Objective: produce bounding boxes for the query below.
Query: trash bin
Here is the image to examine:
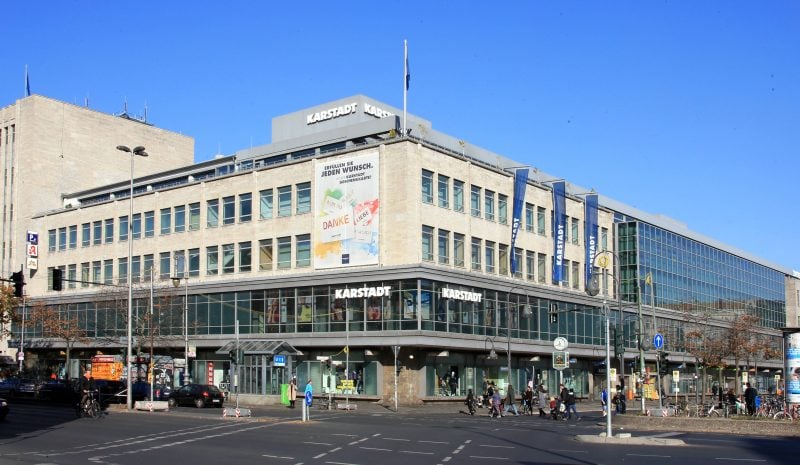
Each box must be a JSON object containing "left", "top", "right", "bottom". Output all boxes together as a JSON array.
[{"left": 280, "top": 383, "right": 289, "bottom": 405}]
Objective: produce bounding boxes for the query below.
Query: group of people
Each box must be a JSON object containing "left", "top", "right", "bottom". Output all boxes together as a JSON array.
[{"left": 467, "top": 381, "right": 581, "bottom": 421}]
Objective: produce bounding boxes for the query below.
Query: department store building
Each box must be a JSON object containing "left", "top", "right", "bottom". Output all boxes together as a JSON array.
[{"left": 4, "top": 94, "right": 799, "bottom": 404}]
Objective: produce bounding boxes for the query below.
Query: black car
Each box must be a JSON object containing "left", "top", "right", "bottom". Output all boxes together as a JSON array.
[
  {"left": 0, "top": 398, "right": 8, "bottom": 421},
  {"left": 37, "top": 380, "right": 78, "bottom": 403},
  {"left": 168, "top": 384, "right": 224, "bottom": 408}
]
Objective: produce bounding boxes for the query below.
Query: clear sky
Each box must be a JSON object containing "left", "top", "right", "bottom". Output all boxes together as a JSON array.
[{"left": 4, "top": 1, "right": 798, "bottom": 271}]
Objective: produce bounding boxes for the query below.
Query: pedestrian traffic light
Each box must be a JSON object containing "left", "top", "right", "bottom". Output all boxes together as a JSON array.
[
  {"left": 52, "top": 268, "right": 63, "bottom": 291},
  {"left": 11, "top": 271, "right": 25, "bottom": 298}
]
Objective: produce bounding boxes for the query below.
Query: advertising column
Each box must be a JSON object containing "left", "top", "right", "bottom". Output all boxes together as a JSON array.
[{"left": 784, "top": 329, "right": 800, "bottom": 404}]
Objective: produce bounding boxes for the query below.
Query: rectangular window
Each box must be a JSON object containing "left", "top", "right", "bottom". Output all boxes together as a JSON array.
[
  {"left": 119, "top": 216, "right": 129, "bottom": 242},
  {"left": 189, "top": 203, "right": 200, "bottom": 231},
  {"left": 453, "top": 179, "right": 465, "bottom": 212},
  {"left": 81, "top": 262, "right": 90, "bottom": 288},
  {"left": 58, "top": 227, "right": 67, "bottom": 251},
  {"left": 296, "top": 182, "right": 311, "bottom": 214},
  {"left": 485, "top": 241, "right": 496, "bottom": 273},
  {"left": 498, "top": 244, "right": 508, "bottom": 275},
  {"left": 173, "top": 250, "right": 185, "bottom": 278},
  {"left": 103, "top": 260, "right": 113, "bottom": 285},
  {"left": 563, "top": 259, "right": 571, "bottom": 288},
  {"left": 296, "top": 234, "right": 311, "bottom": 267},
  {"left": 525, "top": 250, "right": 535, "bottom": 281},
  {"left": 68, "top": 225, "right": 77, "bottom": 249},
  {"left": 222, "top": 196, "right": 235, "bottom": 225},
  {"left": 104, "top": 219, "right": 113, "bottom": 244},
  {"left": 259, "top": 189, "right": 273, "bottom": 220},
  {"left": 239, "top": 193, "right": 252, "bottom": 222},
  {"left": 118, "top": 258, "right": 128, "bottom": 285},
  {"left": 188, "top": 249, "right": 200, "bottom": 277},
  {"left": 67, "top": 264, "right": 77, "bottom": 289},
  {"left": 160, "top": 208, "right": 171, "bottom": 235},
  {"left": 470, "top": 186, "right": 481, "bottom": 217},
  {"left": 277, "top": 236, "right": 292, "bottom": 269},
  {"left": 601, "top": 227, "right": 608, "bottom": 251},
  {"left": 572, "top": 261, "right": 580, "bottom": 289},
  {"left": 48, "top": 229, "right": 57, "bottom": 252},
  {"left": 571, "top": 217, "right": 579, "bottom": 245},
  {"left": 222, "top": 243, "right": 235, "bottom": 273},
  {"left": 511, "top": 247, "right": 523, "bottom": 277},
  {"left": 131, "top": 255, "right": 141, "bottom": 283},
  {"left": 438, "top": 229, "right": 450, "bottom": 264},
  {"left": 239, "top": 241, "right": 252, "bottom": 272},
  {"left": 132, "top": 213, "right": 142, "bottom": 239},
  {"left": 206, "top": 246, "right": 218, "bottom": 275},
  {"left": 93, "top": 221, "right": 102, "bottom": 245},
  {"left": 437, "top": 174, "right": 449, "bottom": 208},
  {"left": 92, "top": 261, "right": 102, "bottom": 286},
  {"left": 537, "top": 207, "right": 546, "bottom": 235},
  {"left": 537, "top": 253, "right": 547, "bottom": 284},
  {"left": 143, "top": 254, "right": 154, "bottom": 280},
  {"left": 174, "top": 205, "right": 186, "bottom": 233},
  {"left": 421, "top": 169, "right": 434, "bottom": 204},
  {"left": 144, "top": 211, "right": 155, "bottom": 237},
  {"left": 81, "top": 223, "right": 91, "bottom": 247},
  {"left": 259, "top": 239, "right": 273, "bottom": 271},
  {"left": 207, "top": 199, "right": 219, "bottom": 228},
  {"left": 454, "top": 233, "right": 465, "bottom": 268},
  {"left": 421, "top": 225, "right": 434, "bottom": 261},
  {"left": 525, "top": 203, "right": 534, "bottom": 232},
  {"left": 159, "top": 252, "right": 171, "bottom": 280},
  {"left": 498, "top": 194, "right": 508, "bottom": 225},
  {"left": 471, "top": 237, "right": 482, "bottom": 271},
  {"left": 278, "top": 186, "right": 292, "bottom": 217},
  {"left": 484, "top": 190, "right": 495, "bottom": 221}
]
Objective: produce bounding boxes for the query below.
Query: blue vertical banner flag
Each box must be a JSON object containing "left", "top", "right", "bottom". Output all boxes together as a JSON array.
[
  {"left": 509, "top": 168, "right": 529, "bottom": 275},
  {"left": 25, "top": 65, "right": 31, "bottom": 97},
  {"left": 405, "top": 42, "right": 410, "bottom": 91},
  {"left": 552, "top": 181, "right": 566, "bottom": 284},
  {"left": 584, "top": 194, "right": 599, "bottom": 288}
]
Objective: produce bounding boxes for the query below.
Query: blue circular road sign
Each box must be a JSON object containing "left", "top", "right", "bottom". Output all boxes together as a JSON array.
[{"left": 653, "top": 333, "right": 664, "bottom": 350}]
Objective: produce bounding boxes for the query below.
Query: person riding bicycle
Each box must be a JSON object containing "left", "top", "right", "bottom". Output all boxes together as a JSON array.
[{"left": 78, "top": 371, "right": 97, "bottom": 412}]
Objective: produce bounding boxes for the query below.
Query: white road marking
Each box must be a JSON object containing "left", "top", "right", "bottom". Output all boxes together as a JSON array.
[
  {"left": 627, "top": 453, "right": 672, "bottom": 458},
  {"left": 399, "top": 450, "right": 434, "bottom": 455},
  {"left": 382, "top": 437, "right": 411, "bottom": 441},
  {"left": 714, "top": 459, "right": 766, "bottom": 463},
  {"left": 303, "top": 442, "right": 332, "bottom": 446},
  {"left": 359, "top": 447, "right": 392, "bottom": 452},
  {"left": 479, "top": 444, "right": 515, "bottom": 449},
  {"left": 468, "top": 456, "right": 509, "bottom": 461}
]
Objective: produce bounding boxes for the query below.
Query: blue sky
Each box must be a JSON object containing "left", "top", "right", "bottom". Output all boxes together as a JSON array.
[{"left": 4, "top": 1, "right": 799, "bottom": 271}]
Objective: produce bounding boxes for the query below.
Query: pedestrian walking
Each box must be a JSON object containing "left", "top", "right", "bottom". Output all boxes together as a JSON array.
[
  {"left": 504, "top": 384, "right": 519, "bottom": 416},
  {"left": 565, "top": 388, "right": 580, "bottom": 420},
  {"left": 537, "top": 384, "right": 548, "bottom": 417}
]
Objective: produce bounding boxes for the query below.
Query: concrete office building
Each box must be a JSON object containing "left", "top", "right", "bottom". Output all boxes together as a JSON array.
[{"left": 6, "top": 94, "right": 799, "bottom": 405}]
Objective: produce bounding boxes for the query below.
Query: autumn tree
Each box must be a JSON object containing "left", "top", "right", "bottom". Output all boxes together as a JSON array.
[
  {"left": 724, "top": 312, "right": 762, "bottom": 395},
  {"left": 0, "top": 285, "right": 20, "bottom": 340},
  {"left": 28, "top": 302, "right": 89, "bottom": 379}
]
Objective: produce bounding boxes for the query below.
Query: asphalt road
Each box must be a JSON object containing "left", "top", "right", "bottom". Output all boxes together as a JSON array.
[{"left": 0, "top": 401, "right": 795, "bottom": 465}]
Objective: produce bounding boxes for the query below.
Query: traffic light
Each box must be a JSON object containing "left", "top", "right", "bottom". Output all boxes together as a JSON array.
[
  {"left": 11, "top": 271, "right": 25, "bottom": 297},
  {"left": 548, "top": 303, "right": 558, "bottom": 324},
  {"left": 658, "top": 352, "right": 669, "bottom": 376},
  {"left": 613, "top": 327, "right": 624, "bottom": 359},
  {"left": 52, "top": 268, "right": 63, "bottom": 291},
  {"left": 229, "top": 349, "right": 244, "bottom": 364}
]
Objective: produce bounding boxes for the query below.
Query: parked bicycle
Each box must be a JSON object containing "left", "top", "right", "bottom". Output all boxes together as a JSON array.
[{"left": 773, "top": 402, "right": 800, "bottom": 421}]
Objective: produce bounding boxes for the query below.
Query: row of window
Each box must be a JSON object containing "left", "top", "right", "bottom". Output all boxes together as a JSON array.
[
  {"left": 47, "top": 184, "right": 311, "bottom": 252},
  {"left": 421, "top": 169, "right": 594, "bottom": 245},
  {"left": 421, "top": 225, "right": 588, "bottom": 289},
  {"left": 49, "top": 235, "right": 311, "bottom": 289}
]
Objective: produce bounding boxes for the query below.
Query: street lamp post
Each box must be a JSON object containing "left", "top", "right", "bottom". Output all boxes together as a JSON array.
[
  {"left": 171, "top": 258, "right": 190, "bottom": 386},
  {"left": 116, "top": 144, "right": 148, "bottom": 411}
]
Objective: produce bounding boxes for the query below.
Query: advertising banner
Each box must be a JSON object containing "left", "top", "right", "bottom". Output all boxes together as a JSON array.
[
  {"left": 785, "top": 330, "right": 800, "bottom": 404},
  {"left": 584, "top": 194, "right": 598, "bottom": 288},
  {"left": 510, "top": 168, "right": 528, "bottom": 275},
  {"left": 552, "top": 181, "right": 566, "bottom": 283},
  {"left": 314, "top": 152, "right": 380, "bottom": 269}
]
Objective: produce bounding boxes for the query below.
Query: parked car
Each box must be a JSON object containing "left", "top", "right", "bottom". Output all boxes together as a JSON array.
[
  {"left": 0, "top": 378, "right": 38, "bottom": 398},
  {"left": 37, "top": 380, "right": 78, "bottom": 403},
  {"left": 0, "top": 397, "right": 8, "bottom": 421},
  {"left": 94, "top": 380, "right": 125, "bottom": 404},
  {"left": 168, "top": 384, "right": 224, "bottom": 408}
]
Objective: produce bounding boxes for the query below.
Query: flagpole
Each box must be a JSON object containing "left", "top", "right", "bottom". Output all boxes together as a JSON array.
[{"left": 403, "top": 39, "right": 408, "bottom": 137}]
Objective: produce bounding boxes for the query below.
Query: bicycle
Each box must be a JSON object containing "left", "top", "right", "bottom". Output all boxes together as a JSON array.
[
  {"left": 77, "top": 390, "right": 102, "bottom": 419},
  {"left": 773, "top": 403, "right": 800, "bottom": 421}
]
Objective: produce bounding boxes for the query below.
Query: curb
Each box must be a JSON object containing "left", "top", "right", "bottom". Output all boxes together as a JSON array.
[{"left": 576, "top": 434, "right": 686, "bottom": 446}]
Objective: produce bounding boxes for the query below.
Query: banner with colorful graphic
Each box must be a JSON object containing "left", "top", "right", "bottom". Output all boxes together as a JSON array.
[
  {"left": 510, "top": 168, "right": 529, "bottom": 275},
  {"left": 785, "top": 330, "right": 800, "bottom": 404},
  {"left": 314, "top": 152, "right": 380, "bottom": 269},
  {"left": 584, "top": 194, "right": 598, "bottom": 288},
  {"left": 552, "top": 181, "right": 566, "bottom": 284}
]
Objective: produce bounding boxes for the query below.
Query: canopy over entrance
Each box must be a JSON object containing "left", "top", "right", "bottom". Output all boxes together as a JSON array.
[{"left": 215, "top": 340, "right": 302, "bottom": 356}]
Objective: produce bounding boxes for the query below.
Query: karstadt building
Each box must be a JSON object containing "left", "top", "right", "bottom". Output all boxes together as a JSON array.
[{"left": 3, "top": 93, "right": 798, "bottom": 405}]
